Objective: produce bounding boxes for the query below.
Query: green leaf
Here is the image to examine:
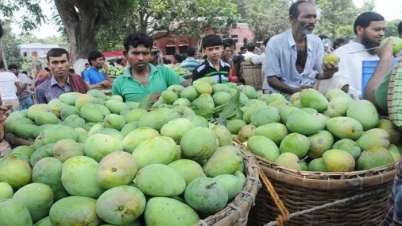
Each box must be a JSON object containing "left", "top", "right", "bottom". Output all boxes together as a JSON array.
[
  {"left": 218, "top": 89, "right": 240, "bottom": 123},
  {"left": 194, "top": 109, "right": 214, "bottom": 119},
  {"left": 138, "top": 93, "right": 153, "bottom": 110}
]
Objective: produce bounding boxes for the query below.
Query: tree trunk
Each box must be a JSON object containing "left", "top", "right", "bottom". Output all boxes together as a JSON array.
[{"left": 54, "top": 0, "right": 99, "bottom": 62}]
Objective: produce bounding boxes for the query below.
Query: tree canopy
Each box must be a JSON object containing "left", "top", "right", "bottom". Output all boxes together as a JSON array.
[{"left": 2, "top": 0, "right": 238, "bottom": 60}]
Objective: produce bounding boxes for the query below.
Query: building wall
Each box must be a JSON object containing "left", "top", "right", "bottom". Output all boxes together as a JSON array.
[{"left": 153, "top": 23, "right": 255, "bottom": 62}]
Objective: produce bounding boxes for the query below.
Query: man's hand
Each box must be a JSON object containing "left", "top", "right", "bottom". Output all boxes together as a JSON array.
[
  {"left": 0, "top": 104, "right": 12, "bottom": 122},
  {"left": 320, "top": 62, "right": 338, "bottom": 79},
  {"left": 100, "top": 80, "right": 111, "bottom": 87},
  {"left": 151, "top": 93, "right": 161, "bottom": 101},
  {"left": 376, "top": 37, "right": 394, "bottom": 59},
  {"left": 293, "top": 84, "right": 312, "bottom": 93},
  {"left": 102, "top": 63, "right": 108, "bottom": 72}
]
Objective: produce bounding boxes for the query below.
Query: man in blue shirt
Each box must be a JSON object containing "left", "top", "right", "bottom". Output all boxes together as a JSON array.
[
  {"left": 83, "top": 51, "right": 111, "bottom": 88},
  {"left": 180, "top": 47, "right": 201, "bottom": 72},
  {"left": 265, "top": 0, "right": 337, "bottom": 97}
]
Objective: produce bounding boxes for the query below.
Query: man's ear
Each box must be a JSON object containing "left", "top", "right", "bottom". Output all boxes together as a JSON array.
[
  {"left": 356, "top": 26, "right": 364, "bottom": 35},
  {"left": 288, "top": 15, "right": 294, "bottom": 23},
  {"left": 123, "top": 50, "right": 128, "bottom": 59}
]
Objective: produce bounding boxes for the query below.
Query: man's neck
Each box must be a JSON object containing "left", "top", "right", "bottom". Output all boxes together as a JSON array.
[
  {"left": 55, "top": 74, "right": 68, "bottom": 86},
  {"left": 292, "top": 30, "right": 307, "bottom": 43},
  {"left": 355, "top": 37, "right": 363, "bottom": 45},
  {"left": 208, "top": 58, "right": 220, "bottom": 71},
  {"left": 208, "top": 58, "right": 219, "bottom": 65},
  {"left": 131, "top": 65, "right": 150, "bottom": 78}
]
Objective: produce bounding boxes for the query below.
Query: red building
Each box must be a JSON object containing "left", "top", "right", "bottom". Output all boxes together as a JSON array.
[{"left": 152, "top": 23, "right": 255, "bottom": 62}]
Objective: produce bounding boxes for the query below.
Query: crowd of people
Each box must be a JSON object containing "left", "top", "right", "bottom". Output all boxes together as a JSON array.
[{"left": 1, "top": 1, "right": 402, "bottom": 223}]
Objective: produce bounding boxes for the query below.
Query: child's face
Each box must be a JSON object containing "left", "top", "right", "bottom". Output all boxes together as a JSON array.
[{"left": 203, "top": 45, "right": 223, "bottom": 61}]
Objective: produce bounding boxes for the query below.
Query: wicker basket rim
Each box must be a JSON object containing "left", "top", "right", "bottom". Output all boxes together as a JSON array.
[
  {"left": 256, "top": 155, "right": 397, "bottom": 190},
  {"left": 195, "top": 141, "right": 260, "bottom": 226}
]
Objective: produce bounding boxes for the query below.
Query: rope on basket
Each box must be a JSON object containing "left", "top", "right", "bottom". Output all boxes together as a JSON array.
[
  {"left": 263, "top": 185, "right": 392, "bottom": 226},
  {"left": 233, "top": 138, "right": 290, "bottom": 226}
]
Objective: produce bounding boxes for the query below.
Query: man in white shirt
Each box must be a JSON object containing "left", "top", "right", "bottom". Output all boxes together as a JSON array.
[
  {"left": 0, "top": 61, "right": 22, "bottom": 111},
  {"left": 242, "top": 43, "right": 257, "bottom": 61},
  {"left": 318, "top": 12, "right": 386, "bottom": 98},
  {"left": 8, "top": 64, "right": 32, "bottom": 110},
  {"left": 252, "top": 37, "right": 271, "bottom": 93}
]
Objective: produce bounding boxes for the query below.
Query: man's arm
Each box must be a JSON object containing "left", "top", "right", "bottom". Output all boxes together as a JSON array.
[
  {"left": 180, "top": 81, "right": 191, "bottom": 87},
  {"left": 85, "top": 80, "right": 111, "bottom": 89},
  {"left": 365, "top": 38, "right": 394, "bottom": 107},
  {"left": 84, "top": 70, "right": 111, "bottom": 89},
  {"left": 268, "top": 76, "right": 311, "bottom": 94},
  {"left": 102, "top": 64, "right": 109, "bottom": 79},
  {"left": 14, "top": 82, "right": 23, "bottom": 103}
]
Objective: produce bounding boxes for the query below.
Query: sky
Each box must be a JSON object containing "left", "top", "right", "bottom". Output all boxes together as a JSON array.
[{"left": 10, "top": 0, "right": 402, "bottom": 39}]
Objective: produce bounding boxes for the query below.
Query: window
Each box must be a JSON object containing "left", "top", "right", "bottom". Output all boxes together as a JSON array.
[
  {"left": 222, "top": 34, "right": 229, "bottom": 39},
  {"left": 166, "top": 45, "right": 176, "bottom": 55},
  {"left": 230, "top": 35, "right": 238, "bottom": 43},
  {"left": 179, "top": 45, "right": 188, "bottom": 54},
  {"left": 165, "top": 40, "right": 176, "bottom": 55}
]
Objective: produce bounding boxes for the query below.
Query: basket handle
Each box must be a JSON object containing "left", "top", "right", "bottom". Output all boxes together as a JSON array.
[{"left": 234, "top": 138, "right": 290, "bottom": 225}]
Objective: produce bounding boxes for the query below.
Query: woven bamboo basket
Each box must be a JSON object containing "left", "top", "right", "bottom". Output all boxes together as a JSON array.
[
  {"left": 194, "top": 141, "right": 260, "bottom": 226},
  {"left": 247, "top": 154, "right": 397, "bottom": 226},
  {"left": 240, "top": 62, "right": 262, "bottom": 91}
]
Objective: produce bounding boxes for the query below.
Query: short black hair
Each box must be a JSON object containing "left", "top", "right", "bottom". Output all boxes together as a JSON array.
[
  {"left": 44, "top": 67, "right": 50, "bottom": 72},
  {"left": 222, "top": 41, "right": 230, "bottom": 49},
  {"left": 398, "top": 21, "right": 402, "bottom": 35},
  {"left": 0, "top": 24, "right": 3, "bottom": 39},
  {"left": 240, "top": 46, "right": 247, "bottom": 51},
  {"left": 68, "top": 68, "right": 75, "bottom": 73},
  {"left": 225, "top": 38, "right": 236, "bottom": 47},
  {"left": 333, "top": 38, "right": 346, "bottom": 48},
  {"left": 22, "top": 71, "right": 27, "bottom": 75},
  {"left": 353, "top": 12, "right": 384, "bottom": 34},
  {"left": 186, "top": 47, "right": 196, "bottom": 57},
  {"left": 87, "top": 51, "right": 104, "bottom": 66},
  {"left": 202, "top": 34, "right": 223, "bottom": 49},
  {"left": 247, "top": 43, "right": 255, "bottom": 52},
  {"left": 85, "top": 63, "right": 89, "bottom": 66},
  {"left": 289, "top": 0, "right": 309, "bottom": 18},
  {"left": 7, "top": 64, "right": 18, "bottom": 70},
  {"left": 46, "top": 48, "right": 70, "bottom": 62},
  {"left": 173, "top": 53, "right": 183, "bottom": 63},
  {"left": 123, "top": 32, "right": 153, "bottom": 52},
  {"left": 263, "top": 37, "right": 270, "bottom": 46},
  {"left": 318, "top": 35, "right": 329, "bottom": 40}
]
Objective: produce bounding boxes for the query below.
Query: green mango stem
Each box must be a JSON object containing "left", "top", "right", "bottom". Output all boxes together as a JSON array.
[
  {"left": 348, "top": 43, "right": 396, "bottom": 54},
  {"left": 348, "top": 47, "right": 378, "bottom": 54},
  {"left": 205, "top": 182, "right": 216, "bottom": 189}
]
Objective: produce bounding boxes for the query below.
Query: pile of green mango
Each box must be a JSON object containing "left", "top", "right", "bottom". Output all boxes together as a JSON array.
[
  {"left": 0, "top": 88, "right": 248, "bottom": 226},
  {"left": 170, "top": 66, "right": 191, "bottom": 76},
  {"left": 151, "top": 78, "right": 400, "bottom": 173},
  {"left": 105, "top": 65, "right": 126, "bottom": 77},
  {"left": 242, "top": 89, "right": 399, "bottom": 173}
]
